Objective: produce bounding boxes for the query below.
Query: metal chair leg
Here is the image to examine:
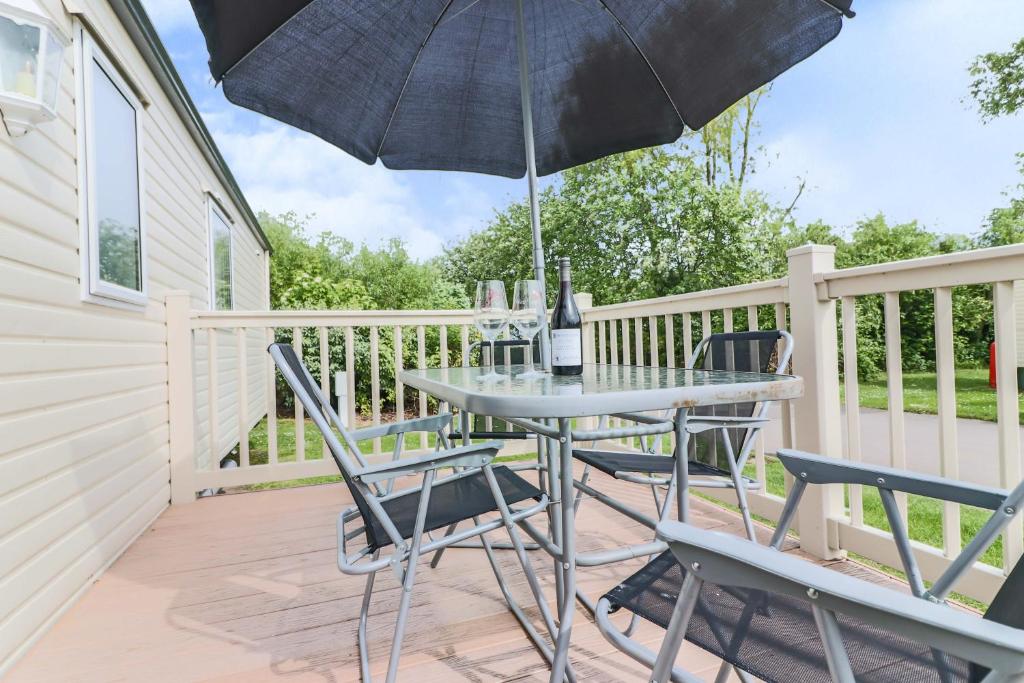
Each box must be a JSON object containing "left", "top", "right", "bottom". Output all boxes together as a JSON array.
[
  {"left": 428, "top": 521, "right": 458, "bottom": 568},
  {"left": 722, "top": 433, "right": 756, "bottom": 541},
  {"left": 383, "top": 471, "right": 435, "bottom": 683},
  {"left": 651, "top": 572, "right": 703, "bottom": 683},
  {"left": 358, "top": 551, "right": 380, "bottom": 683},
  {"left": 674, "top": 408, "right": 690, "bottom": 522},
  {"left": 573, "top": 464, "right": 591, "bottom": 514},
  {"left": 482, "top": 468, "right": 562, "bottom": 644},
  {"left": 474, "top": 514, "right": 577, "bottom": 683}
]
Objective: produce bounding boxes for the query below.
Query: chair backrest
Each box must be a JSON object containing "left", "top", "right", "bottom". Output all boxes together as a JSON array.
[
  {"left": 474, "top": 338, "right": 539, "bottom": 368},
  {"left": 268, "top": 343, "right": 381, "bottom": 542},
  {"left": 971, "top": 555, "right": 1024, "bottom": 681},
  {"left": 692, "top": 329, "right": 790, "bottom": 375},
  {"left": 463, "top": 339, "right": 539, "bottom": 439},
  {"left": 689, "top": 330, "right": 792, "bottom": 465}
]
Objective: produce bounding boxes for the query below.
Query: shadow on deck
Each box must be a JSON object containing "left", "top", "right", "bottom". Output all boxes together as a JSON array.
[{"left": 9, "top": 467, "right": 909, "bottom": 682}]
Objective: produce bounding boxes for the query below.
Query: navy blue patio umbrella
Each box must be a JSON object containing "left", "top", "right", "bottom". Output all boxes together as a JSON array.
[{"left": 189, "top": 0, "right": 854, "bottom": 362}]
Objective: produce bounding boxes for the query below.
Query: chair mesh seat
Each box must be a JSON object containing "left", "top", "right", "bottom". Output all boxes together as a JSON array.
[
  {"left": 366, "top": 466, "right": 542, "bottom": 551},
  {"left": 603, "top": 552, "right": 976, "bottom": 683},
  {"left": 573, "top": 450, "right": 753, "bottom": 483}
]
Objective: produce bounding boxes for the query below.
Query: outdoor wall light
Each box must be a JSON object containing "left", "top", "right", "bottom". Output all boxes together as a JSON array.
[{"left": 0, "top": 0, "right": 68, "bottom": 137}]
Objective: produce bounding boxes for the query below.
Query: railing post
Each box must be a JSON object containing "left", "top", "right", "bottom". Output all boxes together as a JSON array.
[
  {"left": 166, "top": 291, "right": 196, "bottom": 505},
  {"left": 786, "top": 245, "right": 844, "bottom": 559},
  {"left": 577, "top": 293, "right": 596, "bottom": 431},
  {"left": 576, "top": 292, "right": 595, "bottom": 364}
]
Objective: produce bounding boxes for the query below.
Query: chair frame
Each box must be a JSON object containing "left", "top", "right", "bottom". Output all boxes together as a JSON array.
[
  {"left": 601, "top": 521, "right": 1024, "bottom": 683},
  {"left": 269, "top": 344, "right": 569, "bottom": 683},
  {"left": 595, "top": 449, "right": 1024, "bottom": 683},
  {"left": 573, "top": 330, "right": 794, "bottom": 542},
  {"left": 772, "top": 449, "right": 1024, "bottom": 603}
]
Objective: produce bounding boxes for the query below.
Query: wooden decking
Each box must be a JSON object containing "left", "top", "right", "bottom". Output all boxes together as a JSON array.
[{"left": 9, "top": 466, "right": 907, "bottom": 683}]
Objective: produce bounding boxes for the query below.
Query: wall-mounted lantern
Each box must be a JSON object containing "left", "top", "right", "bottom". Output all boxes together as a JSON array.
[{"left": 0, "top": 0, "right": 68, "bottom": 136}]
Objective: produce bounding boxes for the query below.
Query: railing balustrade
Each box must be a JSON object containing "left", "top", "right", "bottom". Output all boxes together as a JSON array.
[{"left": 165, "top": 242, "right": 1024, "bottom": 603}]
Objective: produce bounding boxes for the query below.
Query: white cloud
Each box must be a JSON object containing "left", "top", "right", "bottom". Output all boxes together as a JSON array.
[
  {"left": 139, "top": 0, "right": 198, "bottom": 34},
  {"left": 438, "top": 178, "right": 499, "bottom": 240},
  {"left": 210, "top": 118, "right": 450, "bottom": 257}
]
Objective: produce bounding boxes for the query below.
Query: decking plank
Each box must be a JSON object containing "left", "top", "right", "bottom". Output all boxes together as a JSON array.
[{"left": 9, "top": 465, "right": 908, "bottom": 682}]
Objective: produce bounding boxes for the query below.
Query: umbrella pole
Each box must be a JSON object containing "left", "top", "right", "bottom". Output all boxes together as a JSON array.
[{"left": 515, "top": 0, "right": 551, "bottom": 371}]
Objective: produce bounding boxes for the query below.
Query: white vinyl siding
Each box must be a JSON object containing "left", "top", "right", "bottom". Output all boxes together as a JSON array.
[
  {"left": 0, "top": 0, "right": 269, "bottom": 674},
  {"left": 78, "top": 30, "right": 147, "bottom": 307}
]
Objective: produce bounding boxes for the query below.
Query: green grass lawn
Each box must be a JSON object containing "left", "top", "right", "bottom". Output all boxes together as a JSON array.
[
  {"left": 240, "top": 416, "right": 533, "bottom": 491},
  {"left": 746, "top": 455, "right": 1007, "bottom": 569},
  {"left": 845, "top": 367, "right": 1022, "bottom": 424},
  {"left": 240, "top": 416, "right": 438, "bottom": 490}
]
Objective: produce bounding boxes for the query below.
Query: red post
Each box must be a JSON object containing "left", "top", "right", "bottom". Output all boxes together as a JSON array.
[{"left": 989, "top": 341, "right": 997, "bottom": 389}]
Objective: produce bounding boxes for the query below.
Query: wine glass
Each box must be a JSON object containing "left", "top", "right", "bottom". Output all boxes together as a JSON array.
[
  {"left": 511, "top": 280, "right": 547, "bottom": 378},
  {"left": 474, "top": 280, "right": 509, "bottom": 381}
]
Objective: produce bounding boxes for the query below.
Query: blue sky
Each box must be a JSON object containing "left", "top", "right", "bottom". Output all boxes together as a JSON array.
[{"left": 142, "top": 0, "right": 1024, "bottom": 259}]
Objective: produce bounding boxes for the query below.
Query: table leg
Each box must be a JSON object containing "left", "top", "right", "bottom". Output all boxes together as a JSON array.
[
  {"left": 549, "top": 417, "right": 576, "bottom": 683},
  {"left": 462, "top": 409, "right": 471, "bottom": 447},
  {"left": 546, "top": 424, "right": 565, "bottom": 609},
  {"left": 674, "top": 407, "right": 690, "bottom": 522}
]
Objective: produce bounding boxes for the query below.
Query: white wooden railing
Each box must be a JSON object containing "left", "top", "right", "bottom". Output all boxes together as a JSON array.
[
  {"left": 169, "top": 307, "right": 483, "bottom": 492},
  {"left": 165, "top": 242, "right": 1024, "bottom": 603}
]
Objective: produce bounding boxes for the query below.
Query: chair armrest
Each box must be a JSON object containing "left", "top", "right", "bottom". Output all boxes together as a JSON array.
[
  {"left": 350, "top": 440, "right": 502, "bottom": 484},
  {"left": 776, "top": 449, "right": 1009, "bottom": 510},
  {"left": 655, "top": 521, "right": 1024, "bottom": 676},
  {"left": 349, "top": 413, "right": 454, "bottom": 442},
  {"left": 685, "top": 415, "right": 772, "bottom": 434}
]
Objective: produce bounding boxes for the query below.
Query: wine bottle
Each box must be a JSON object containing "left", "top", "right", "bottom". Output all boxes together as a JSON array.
[{"left": 550, "top": 257, "right": 583, "bottom": 376}]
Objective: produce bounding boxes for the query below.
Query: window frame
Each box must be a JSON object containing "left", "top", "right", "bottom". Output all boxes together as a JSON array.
[
  {"left": 207, "top": 194, "right": 235, "bottom": 311},
  {"left": 76, "top": 25, "right": 148, "bottom": 308}
]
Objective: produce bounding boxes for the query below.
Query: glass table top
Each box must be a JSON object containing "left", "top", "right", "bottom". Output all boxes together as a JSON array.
[{"left": 399, "top": 364, "right": 803, "bottom": 419}]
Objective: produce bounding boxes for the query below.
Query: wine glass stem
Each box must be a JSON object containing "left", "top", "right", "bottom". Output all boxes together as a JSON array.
[
  {"left": 490, "top": 340, "right": 497, "bottom": 375},
  {"left": 526, "top": 336, "right": 535, "bottom": 374}
]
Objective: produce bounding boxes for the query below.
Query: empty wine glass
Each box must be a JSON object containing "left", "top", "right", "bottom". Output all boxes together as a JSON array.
[
  {"left": 511, "top": 279, "right": 547, "bottom": 378},
  {"left": 474, "top": 280, "right": 509, "bottom": 381}
]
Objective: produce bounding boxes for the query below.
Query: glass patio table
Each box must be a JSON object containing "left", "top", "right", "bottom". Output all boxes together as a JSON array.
[{"left": 400, "top": 363, "right": 804, "bottom": 683}]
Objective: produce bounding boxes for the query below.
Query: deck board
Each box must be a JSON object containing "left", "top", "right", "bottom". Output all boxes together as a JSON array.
[{"left": 10, "top": 465, "right": 909, "bottom": 682}]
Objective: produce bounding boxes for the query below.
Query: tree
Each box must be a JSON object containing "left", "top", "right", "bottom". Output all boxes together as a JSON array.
[
  {"left": 441, "top": 145, "right": 790, "bottom": 307},
  {"left": 261, "top": 211, "right": 361, "bottom": 310},
  {"left": 977, "top": 196, "right": 1024, "bottom": 249},
  {"left": 969, "top": 36, "right": 1024, "bottom": 250},
  {"left": 262, "top": 213, "right": 468, "bottom": 415},
  {"left": 776, "top": 216, "right": 990, "bottom": 379},
  {"left": 683, "top": 90, "right": 766, "bottom": 189},
  {"left": 969, "top": 37, "right": 1024, "bottom": 121}
]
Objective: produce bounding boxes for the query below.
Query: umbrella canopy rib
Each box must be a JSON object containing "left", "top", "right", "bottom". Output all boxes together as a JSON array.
[
  {"left": 592, "top": 0, "right": 684, "bottom": 130},
  {"left": 375, "top": 0, "right": 457, "bottom": 158}
]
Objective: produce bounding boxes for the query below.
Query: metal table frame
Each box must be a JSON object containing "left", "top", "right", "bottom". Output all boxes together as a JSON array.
[{"left": 400, "top": 363, "right": 803, "bottom": 683}]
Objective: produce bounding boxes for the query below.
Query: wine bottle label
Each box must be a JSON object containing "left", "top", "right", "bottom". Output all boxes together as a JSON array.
[{"left": 551, "top": 329, "right": 582, "bottom": 366}]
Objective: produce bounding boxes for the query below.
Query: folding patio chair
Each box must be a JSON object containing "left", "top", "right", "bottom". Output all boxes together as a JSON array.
[
  {"left": 573, "top": 330, "right": 794, "bottom": 540},
  {"left": 268, "top": 343, "right": 564, "bottom": 683},
  {"left": 594, "top": 449, "right": 1024, "bottom": 683},
  {"left": 599, "top": 522, "right": 1024, "bottom": 683}
]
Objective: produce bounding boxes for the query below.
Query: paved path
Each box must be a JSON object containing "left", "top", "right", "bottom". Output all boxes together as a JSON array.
[{"left": 763, "top": 405, "right": 1024, "bottom": 489}]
